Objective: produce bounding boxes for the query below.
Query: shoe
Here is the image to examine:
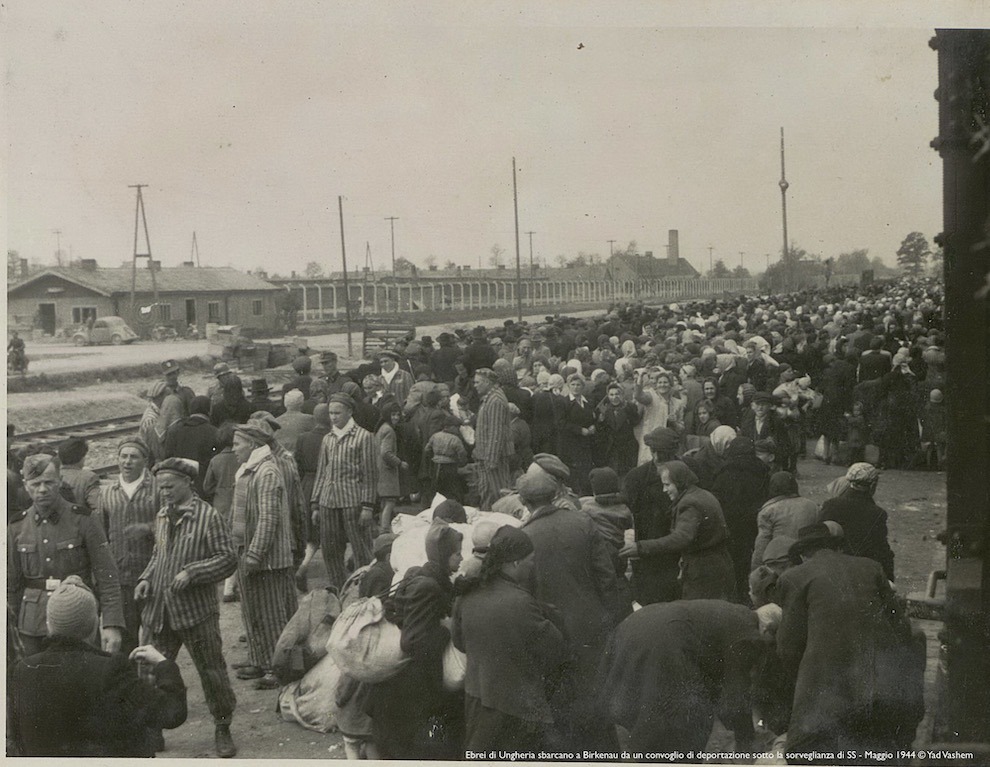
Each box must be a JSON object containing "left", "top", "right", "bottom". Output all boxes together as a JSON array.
[
  {"left": 235, "top": 665, "right": 264, "bottom": 680},
  {"left": 222, "top": 593, "right": 239, "bottom": 603},
  {"left": 253, "top": 672, "right": 280, "bottom": 690},
  {"left": 215, "top": 723, "right": 237, "bottom": 759}
]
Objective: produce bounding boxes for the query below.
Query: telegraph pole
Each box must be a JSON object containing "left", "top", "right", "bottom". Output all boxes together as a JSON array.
[
  {"left": 739, "top": 251, "right": 745, "bottom": 270},
  {"left": 384, "top": 216, "right": 399, "bottom": 275},
  {"left": 52, "top": 229, "right": 63, "bottom": 267},
  {"left": 608, "top": 239, "right": 616, "bottom": 257},
  {"left": 779, "top": 127, "right": 790, "bottom": 264},
  {"left": 708, "top": 245, "right": 714, "bottom": 275},
  {"left": 128, "top": 184, "right": 157, "bottom": 321},
  {"left": 526, "top": 231, "right": 536, "bottom": 306},
  {"left": 512, "top": 157, "right": 523, "bottom": 322},
  {"left": 339, "top": 196, "right": 353, "bottom": 357},
  {"left": 191, "top": 231, "right": 200, "bottom": 267}
]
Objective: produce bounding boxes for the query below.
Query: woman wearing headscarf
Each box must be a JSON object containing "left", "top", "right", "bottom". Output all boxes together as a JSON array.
[
  {"left": 716, "top": 354, "right": 747, "bottom": 414},
  {"left": 374, "top": 402, "right": 408, "bottom": 532},
  {"left": 682, "top": 424, "right": 735, "bottom": 491},
  {"left": 366, "top": 520, "right": 465, "bottom": 759},
  {"left": 875, "top": 350, "right": 922, "bottom": 470},
  {"left": 599, "top": 599, "right": 775, "bottom": 754},
  {"left": 557, "top": 373, "right": 597, "bottom": 495},
  {"left": 619, "top": 461, "right": 734, "bottom": 600},
  {"left": 452, "top": 525, "right": 564, "bottom": 751},
  {"left": 209, "top": 374, "right": 253, "bottom": 429},
  {"left": 820, "top": 463, "right": 895, "bottom": 582},
  {"left": 711, "top": 436, "right": 771, "bottom": 602},
  {"left": 750, "top": 471, "right": 822, "bottom": 569}
]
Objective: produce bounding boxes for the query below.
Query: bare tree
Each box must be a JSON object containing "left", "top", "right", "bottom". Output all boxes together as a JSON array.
[{"left": 489, "top": 243, "right": 505, "bottom": 268}]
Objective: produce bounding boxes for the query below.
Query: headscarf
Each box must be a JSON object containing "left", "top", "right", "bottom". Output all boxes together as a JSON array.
[
  {"left": 659, "top": 460, "right": 699, "bottom": 493},
  {"left": 710, "top": 425, "right": 737, "bottom": 457},
  {"left": 846, "top": 462, "right": 880, "bottom": 490},
  {"left": 424, "top": 520, "right": 463, "bottom": 575},
  {"left": 767, "top": 471, "right": 799, "bottom": 499},
  {"left": 484, "top": 525, "right": 534, "bottom": 570},
  {"left": 547, "top": 373, "right": 565, "bottom": 393}
]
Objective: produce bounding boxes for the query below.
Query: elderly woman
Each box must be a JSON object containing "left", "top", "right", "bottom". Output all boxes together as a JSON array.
[
  {"left": 751, "top": 471, "right": 822, "bottom": 569},
  {"left": 558, "top": 373, "right": 597, "bottom": 496},
  {"left": 619, "top": 461, "right": 734, "bottom": 601},
  {"left": 683, "top": 423, "right": 736, "bottom": 491},
  {"left": 821, "top": 463, "right": 895, "bottom": 582},
  {"left": 600, "top": 600, "right": 774, "bottom": 754}
]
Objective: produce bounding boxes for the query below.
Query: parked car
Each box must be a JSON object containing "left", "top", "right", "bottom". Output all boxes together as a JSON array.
[{"left": 71, "top": 316, "right": 139, "bottom": 346}]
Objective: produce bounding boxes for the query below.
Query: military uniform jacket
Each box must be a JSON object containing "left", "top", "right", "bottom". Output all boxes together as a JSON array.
[{"left": 7, "top": 496, "right": 125, "bottom": 637}]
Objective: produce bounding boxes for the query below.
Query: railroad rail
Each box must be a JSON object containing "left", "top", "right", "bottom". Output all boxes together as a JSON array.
[{"left": 11, "top": 414, "right": 143, "bottom": 450}]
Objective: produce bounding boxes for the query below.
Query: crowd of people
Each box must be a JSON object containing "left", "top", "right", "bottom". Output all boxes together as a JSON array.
[{"left": 6, "top": 277, "right": 942, "bottom": 762}]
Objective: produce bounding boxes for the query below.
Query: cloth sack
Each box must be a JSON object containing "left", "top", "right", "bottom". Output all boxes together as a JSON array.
[
  {"left": 277, "top": 652, "right": 342, "bottom": 733},
  {"left": 442, "top": 639, "right": 467, "bottom": 692},
  {"left": 814, "top": 435, "right": 827, "bottom": 461},
  {"left": 327, "top": 596, "right": 409, "bottom": 683},
  {"left": 272, "top": 588, "right": 342, "bottom": 683}
]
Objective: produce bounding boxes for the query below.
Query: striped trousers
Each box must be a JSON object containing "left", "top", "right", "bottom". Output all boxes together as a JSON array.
[
  {"left": 152, "top": 611, "right": 236, "bottom": 722},
  {"left": 475, "top": 458, "right": 513, "bottom": 511},
  {"left": 319, "top": 506, "right": 374, "bottom": 592},
  {"left": 239, "top": 566, "right": 297, "bottom": 671}
]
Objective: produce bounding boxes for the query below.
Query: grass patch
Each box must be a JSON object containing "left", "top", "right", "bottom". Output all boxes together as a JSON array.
[{"left": 6, "top": 356, "right": 215, "bottom": 393}]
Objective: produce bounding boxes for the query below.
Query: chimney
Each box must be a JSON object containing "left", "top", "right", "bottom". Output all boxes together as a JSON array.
[
  {"left": 181, "top": 260, "right": 195, "bottom": 267},
  {"left": 19, "top": 258, "right": 29, "bottom": 278},
  {"left": 79, "top": 258, "right": 98, "bottom": 271},
  {"left": 668, "top": 230, "right": 679, "bottom": 262}
]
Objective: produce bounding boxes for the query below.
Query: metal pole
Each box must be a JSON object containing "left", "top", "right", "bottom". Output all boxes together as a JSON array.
[
  {"left": 385, "top": 216, "right": 398, "bottom": 275},
  {"left": 779, "top": 127, "right": 790, "bottom": 288},
  {"left": 526, "top": 231, "right": 536, "bottom": 306},
  {"left": 708, "top": 246, "right": 714, "bottom": 275},
  {"left": 512, "top": 157, "right": 522, "bottom": 322},
  {"left": 339, "top": 196, "right": 353, "bottom": 358}
]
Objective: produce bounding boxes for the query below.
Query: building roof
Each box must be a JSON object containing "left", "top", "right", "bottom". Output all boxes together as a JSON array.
[
  {"left": 606, "top": 254, "right": 700, "bottom": 280},
  {"left": 8, "top": 266, "right": 279, "bottom": 297}
]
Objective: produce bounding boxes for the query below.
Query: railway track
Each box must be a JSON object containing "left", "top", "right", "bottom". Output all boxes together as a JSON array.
[{"left": 11, "top": 414, "right": 143, "bottom": 451}]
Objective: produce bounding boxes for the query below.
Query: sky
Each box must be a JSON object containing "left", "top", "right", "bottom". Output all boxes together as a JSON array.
[{"left": 3, "top": 2, "right": 985, "bottom": 278}]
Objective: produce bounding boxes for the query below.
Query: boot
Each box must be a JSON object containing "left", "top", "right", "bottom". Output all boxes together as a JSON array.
[{"left": 215, "top": 721, "right": 237, "bottom": 759}]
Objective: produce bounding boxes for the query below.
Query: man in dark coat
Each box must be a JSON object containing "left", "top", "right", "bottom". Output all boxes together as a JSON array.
[
  {"left": 9, "top": 576, "right": 187, "bottom": 757},
  {"left": 462, "top": 327, "right": 497, "bottom": 376},
  {"left": 711, "top": 436, "right": 771, "bottom": 602},
  {"left": 820, "top": 463, "right": 895, "bottom": 582},
  {"left": 777, "top": 524, "right": 925, "bottom": 760},
  {"left": 430, "top": 332, "right": 463, "bottom": 386},
  {"left": 621, "top": 427, "right": 681, "bottom": 605},
  {"left": 161, "top": 395, "right": 219, "bottom": 496},
  {"left": 519, "top": 469, "right": 624, "bottom": 752}
]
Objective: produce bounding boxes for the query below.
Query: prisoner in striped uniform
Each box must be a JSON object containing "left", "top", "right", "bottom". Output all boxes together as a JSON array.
[
  {"left": 310, "top": 393, "right": 378, "bottom": 591},
  {"left": 473, "top": 368, "right": 515, "bottom": 510},
  {"left": 136, "top": 457, "right": 239, "bottom": 758},
  {"left": 230, "top": 421, "right": 297, "bottom": 691},
  {"left": 98, "top": 437, "right": 160, "bottom": 655}
]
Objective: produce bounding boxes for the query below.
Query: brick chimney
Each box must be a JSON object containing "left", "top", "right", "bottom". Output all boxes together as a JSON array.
[
  {"left": 79, "top": 258, "right": 98, "bottom": 271},
  {"left": 668, "top": 230, "right": 679, "bottom": 263}
]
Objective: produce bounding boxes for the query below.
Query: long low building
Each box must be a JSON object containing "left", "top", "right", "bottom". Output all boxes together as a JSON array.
[{"left": 7, "top": 260, "right": 281, "bottom": 337}]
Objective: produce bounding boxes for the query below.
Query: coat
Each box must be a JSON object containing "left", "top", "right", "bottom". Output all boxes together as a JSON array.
[
  {"left": 636, "top": 484, "right": 734, "bottom": 601},
  {"left": 821, "top": 488, "right": 895, "bottom": 581},
  {"left": 10, "top": 637, "right": 187, "bottom": 757},
  {"left": 621, "top": 461, "right": 680, "bottom": 604},
  {"left": 530, "top": 390, "right": 561, "bottom": 455},
  {"left": 600, "top": 600, "right": 765, "bottom": 753},
  {"left": 161, "top": 414, "right": 218, "bottom": 495},
  {"left": 375, "top": 423, "right": 403, "bottom": 498},
  {"left": 595, "top": 400, "right": 641, "bottom": 478},
  {"left": 776, "top": 550, "right": 925, "bottom": 753},
  {"left": 557, "top": 396, "right": 597, "bottom": 492},
  {"left": 452, "top": 575, "right": 564, "bottom": 724},
  {"left": 751, "top": 495, "right": 822, "bottom": 569}
]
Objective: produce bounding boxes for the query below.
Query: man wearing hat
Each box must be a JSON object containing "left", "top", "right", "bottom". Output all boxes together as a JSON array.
[
  {"left": 379, "top": 349, "right": 414, "bottom": 407},
  {"left": 452, "top": 524, "right": 564, "bottom": 751},
  {"left": 135, "top": 457, "right": 239, "bottom": 757},
  {"left": 162, "top": 395, "right": 220, "bottom": 497},
  {"left": 518, "top": 468, "right": 624, "bottom": 752},
  {"left": 430, "top": 332, "right": 463, "bottom": 387},
  {"left": 230, "top": 422, "right": 297, "bottom": 691},
  {"left": 740, "top": 391, "right": 789, "bottom": 470},
  {"left": 248, "top": 378, "right": 286, "bottom": 417},
  {"left": 317, "top": 350, "right": 347, "bottom": 396},
  {"left": 8, "top": 453, "right": 126, "bottom": 657},
  {"left": 58, "top": 436, "right": 101, "bottom": 512},
  {"left": 9, "top": 575, "right": 188, "bottom": 757},
  {"left": 311, "top": 393, "right": 378, "bottom": 591},
  {"left": 776, "top": 522, "right": 924, "bottom": 757},
  {"left": 287, "top": 355, "right": 314, "bottom": 400},
  {"left": 97, "top": 437, "right": 160, "bottom": 654},
  {"left": 208, "top": 362, "right": 236, "bottom": 410},
  {"left": 821, "top": 462, "right": 895, "bottom": 582},
  {"left": 463, "top": 326, "right": 497, "bottom": 376},
  {"left": 140, "top": 381, "right": 170, "bottom": 463},
  {"left": 473, "top": 368, "right": 515, "bottom": 510},
  {"left": 161, "top": 359, "right": 195, "bottom": 418}
]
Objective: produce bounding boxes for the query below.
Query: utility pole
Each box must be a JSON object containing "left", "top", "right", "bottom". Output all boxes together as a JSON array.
[
  {"left": 339, "top": 196, "right": 353, "bottom": 357},
  {"left": 384, "top": 216, "right": 399, "bottom": 275},
  {"left": 191, "top": 231, "right": 200, "bottom": 267},
  {"left": 52, "top": 229, "right": 63, "bottom": 267},
  {"left": 128, "top": 184, "right": 158, "bottom": 324},
  {"left": 739, "top": 251, "right": 745, "bottom": 270},
  {"left": 608, "top": 239, "right": 616, "bottom": 257},
  {"left": 708, "top": 245, "right": 714, "bottom": 275},
  {"left": 512, "top": 157, "right": 523, "bottom": 322},
  {"left": 779, "top": 127, "right": 790, "bottom": 282},
  {"left": 526, "top": 231, "right": 536, "bottom": 306},
  {"left": 765, "top": 253, "right": 771, "bottom": 271}
]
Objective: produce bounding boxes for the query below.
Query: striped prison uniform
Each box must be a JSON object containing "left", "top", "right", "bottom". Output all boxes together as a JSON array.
[
  {"left": 234, "top": 446, "right": 297, "bottom": 672},
  {"left": 473, "top": 386, "right": 515, "bottom": 510},
  {"left": 139, "top": 496, "right": 238, "bottom": 721},
  {"left": 269, "top": 441, "right": 307, "bottom": 565},
  {"left": 98, "top": 470, "right": 160, "bottom": 654},
  {"left": 311, "top": 418, "right": 377, "bottom": 591}
]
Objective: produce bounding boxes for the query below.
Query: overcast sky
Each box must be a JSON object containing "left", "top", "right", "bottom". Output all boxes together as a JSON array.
[{"left": 4, "top": 2, "right": 984, "bottom": 277}]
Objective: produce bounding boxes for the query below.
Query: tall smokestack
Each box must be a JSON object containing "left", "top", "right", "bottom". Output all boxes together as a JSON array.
[{"left": 668, "top": 230, "right": 679, "bottom": 263}]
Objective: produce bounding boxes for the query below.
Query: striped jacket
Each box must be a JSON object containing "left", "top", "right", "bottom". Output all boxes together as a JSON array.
[
  {"left": 98, "top": 471, "right": 159, "bottom": 585},
  {"left": 237, "top": 449, "right": 294, "bottom": 570},
  {"left": 311, "top": 419, "right": 377, "bottom": 509},
  {"left": 474, "top": 387, "right": 514, "bottom": 463},
  {"left": 139, "top": 497, "right": 237, "bottom": 633},
  {"left": 269, "top": 442, "right": 306, "bottom": 555}
]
